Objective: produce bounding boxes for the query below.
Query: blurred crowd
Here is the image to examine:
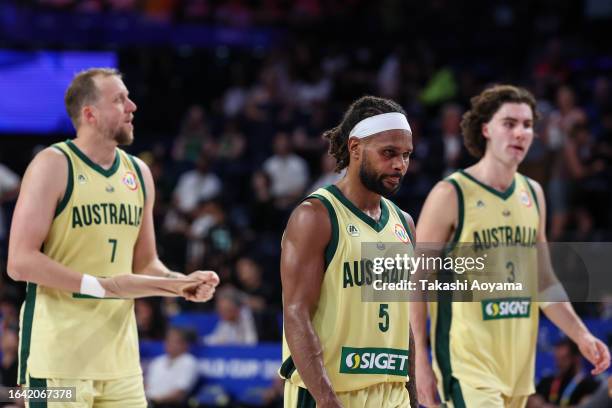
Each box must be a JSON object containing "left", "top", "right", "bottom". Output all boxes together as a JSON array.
[{"left": 1, "top": 0, "right": 612, "bottom": 405}]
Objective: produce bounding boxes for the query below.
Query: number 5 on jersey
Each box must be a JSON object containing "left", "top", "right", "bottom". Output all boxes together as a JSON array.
[{"left": 379, "top": 304, "right": 389, "bottom": 332}]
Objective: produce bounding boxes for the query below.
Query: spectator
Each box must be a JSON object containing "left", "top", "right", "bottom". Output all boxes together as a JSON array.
[
  {"left": 564, "top": 124, "right": 608, "bottom": 239},
  {"left": 262, "top": 132, "right": 309, "bottom": 209},
  {"left": 172, "top": 106, "right": 212, "bottom": 164},
  {"left": 135, "top": 298, "right": 167, "bottom": 341},
  {"left": 204, "top": 287, "right": 257, "bottom": 345},
  {"left": 309, "top": 152, "right": 344, "bottom": 193},
  {"left": 249, "top": 170, "right": 282, "bottom": 235},
  {"left": 145, "top": 327, "right": 199, "bottom": 408},
  {"left": 0, "top": 327, "right": 21, "bottom": 408},
  {"left": 172, "top": 152, "right": 222, "bottom": 215},
  {"left": 235, "top": 256, "right": 274, "bottom": 311},
  {"left": 528, "top": 338, "right": 601, "bottom": 407}
]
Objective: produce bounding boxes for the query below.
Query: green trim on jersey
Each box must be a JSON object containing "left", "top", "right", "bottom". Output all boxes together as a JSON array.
[
  {"left": 19, "top": 283, "right": 38, "bottom": 384},
  {"left": 388, "top": 201, "right": 414, "bottom": 246},
  {"left": 445, "top": 179, "right": 464, "bottom": 252},
  {"left": 65, "top": 139, "right": 120, "bottom": 178},
  {"left": 308, "top": 193, "right": 339, "bottom": 270},
  {"left": 128, "top": 154, "right": 147, "bottom": 202},
  {"left": 29, "top": 376, "right": 48, "bottom": 408},
  {"left": 296, "top": 387, "right": 316, "bottom": 408},
  {"left": 279, "top": 356, "right": 296, "bottom": 380},
  {"left": 52, "top": 146, "right": 73, "bottom": 218},
  {"left": 459, "top": 169, "right": 516, "bottom": 200},
  {"left": 523, "top": 175, "right": 540, "bottom": 214},
  {"left": 450, "top": 377, "right": 466, "bottom": 408},
  {"left": 435, "top": 284, "right": 453, "bottom": 402},
  {"left": 324, "top": 185, "right": 389, "bottom": 232}
]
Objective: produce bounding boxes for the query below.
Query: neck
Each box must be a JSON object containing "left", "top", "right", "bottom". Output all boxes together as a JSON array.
[
  {"left": 336, "top": 171, "right": 381, "bottom": 213},
  {"left": 468, "top": 152, "right": 517, "bottom": 191},
  {"left": 74, "top": 129, "right": 118, "bottom": 169}
]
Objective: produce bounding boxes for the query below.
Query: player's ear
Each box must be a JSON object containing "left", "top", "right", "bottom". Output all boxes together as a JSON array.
[
  {"left": 481, "top": 122, "right": 490, "bottom": 140},
  {"left": 348, "top": 137, "right": 361, "bottom": 161},
  {"left": 83, "top": 105, "right": 96, "bottom": 125}
]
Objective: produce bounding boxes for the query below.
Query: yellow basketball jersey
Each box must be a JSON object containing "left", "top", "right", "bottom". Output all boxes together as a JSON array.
[
  {"left": 18, "top": 140, "right": 145, "bottom": 383},
  {"left": 280, "top": 185, "right": 414, "bottom": 393},
  {"left": 429, "top": 170, "right": 540, "bottom": 399}
]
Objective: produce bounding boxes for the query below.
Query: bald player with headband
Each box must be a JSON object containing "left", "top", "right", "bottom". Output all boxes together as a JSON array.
[{"left": 280, "top": 96, "right": 417, "bottom": 408}]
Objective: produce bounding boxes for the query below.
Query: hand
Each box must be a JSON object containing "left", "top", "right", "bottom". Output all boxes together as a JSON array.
[
  {"left": 182, "top": 270, "right": 220, "bottom": 302},
  {"left": 576, "top": 332, "right": 611, "bottom": 375},
  {"left": 415, "top": 353, "right": 440, "bottom": 407}
]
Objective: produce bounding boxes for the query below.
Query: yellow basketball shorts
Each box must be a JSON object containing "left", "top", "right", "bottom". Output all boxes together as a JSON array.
[
  {"left": 284, "top": 381, "right": 411, "bottom": 407},
  {"left": 25, "top": 374, "right": 146, "bottom": 408},
  {"left": 442, "top": 377, "right": 528, "bottom": 408}
]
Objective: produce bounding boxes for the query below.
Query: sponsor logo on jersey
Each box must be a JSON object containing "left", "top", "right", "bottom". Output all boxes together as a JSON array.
[
  {"left": 519, "top": 189, "right": 532, "bottom": 207},
  {"left": 502, "top": 209, "right": 511, "bottom": 217},
  {"left": 476, "top": 200, "right": 485, "bottom": 208},
  {"left": 481, "top": 297, "right": 531, "bottom": 320},
  {"left": 105, "top": 184, "right": 115, "bottom": 193},
  {"left": 394, "top": 224, "right": 410, "bottom": 243},
  {"left": 77, "top": 174, "right": 87, "bottom": 184},
  {"left": 122, "top": 171, "right": 138, "bottom": 191},
  {"left": 346, "top": 224, "right": 360, "bottom": 237},
  {"left": 340, "top": 347, "right": 409, "bottom": 376}
]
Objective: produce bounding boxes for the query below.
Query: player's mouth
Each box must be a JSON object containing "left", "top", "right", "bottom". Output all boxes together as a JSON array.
[
  {"left": 384, "top": 175, "right": 401, "bottom": 186},
  {"left": 508, "top": 144, "right": 525, "bottom": 153}
]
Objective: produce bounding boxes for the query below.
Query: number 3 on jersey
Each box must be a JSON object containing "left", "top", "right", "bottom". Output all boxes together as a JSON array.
[{"left": 379, "top": 304, "right": 389, "bottom": 332}]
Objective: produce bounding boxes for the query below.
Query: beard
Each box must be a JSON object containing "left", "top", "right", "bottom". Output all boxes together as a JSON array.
[
  {"left": 359, "top": 154, "right": 403, "bottom": 198},
  {"left": 112, "top": 125, "right": 134, "bottom": 146}
]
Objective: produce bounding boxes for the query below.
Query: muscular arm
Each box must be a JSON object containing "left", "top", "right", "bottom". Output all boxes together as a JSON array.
[
  {"left": 128, "top": 157, "right": 219, "bottom": 300},
  {"left": 8, "top": 148, "right": 86, "bottom": 292},
  {"left": 131, "top": 157, "right": 184, "bottom": 279},
  {"left": 281, "top": 199, "right": 341, "bottom": 407},
  {"left": 528, "top": 179, "right": 611, "bottom": 375},
  {"left": 410, "top": 181, "right": 457, "bottom": 407}
]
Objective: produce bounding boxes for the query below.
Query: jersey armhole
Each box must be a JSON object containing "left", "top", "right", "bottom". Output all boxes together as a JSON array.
[
  {"left": 52, "top": 146, "right": 74, "bottom": 218},
  {"left": 388, "top": 201, "right": 415, "bottom": 248},
  {"left": 523, "top": 175, "right": 540, "bottom": 216},
  {"left": 128, "top": 154, "right": 147, "bottom": 202},
  {"left": 444, "top": 178, "right": 464, "bottom": 253},
  {"left": 304, "top": 194, "right": 339, "bottom": 271}
]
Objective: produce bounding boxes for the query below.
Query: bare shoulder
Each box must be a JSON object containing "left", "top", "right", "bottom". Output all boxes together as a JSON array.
[
  {"left": 283, "top": 198, "right": 331, "bottom": 249},
  {"left": 24, "top": 147, "right": 69, "bottom": 189},
  {"left": 417, "top": 180, "right": 459, "bottom": 242},
  {"left": 525, "top": 176, "right": 545, "bottom": 199}
]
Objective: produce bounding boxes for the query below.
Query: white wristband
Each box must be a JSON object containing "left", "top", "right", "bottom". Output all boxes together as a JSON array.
[
  {"left": 539, "top": 282, "right": 569, "bottom": 306},
  {"left": 80, "top": 274, "right": 106, "bottom": 298}
]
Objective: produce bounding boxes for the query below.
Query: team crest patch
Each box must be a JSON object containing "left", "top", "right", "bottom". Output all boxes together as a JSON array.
[
  {"left": 519, "top": 189, "right": 532, "bottom": 207},
  {"left": 394, "top": 224, "right": 410, "bottom": 243},
  {"left": 122, "top": 171, "right": 138, "bottom": 191},
  {"left": 346, "top": 224, "right": 360, "bottom": 237}
]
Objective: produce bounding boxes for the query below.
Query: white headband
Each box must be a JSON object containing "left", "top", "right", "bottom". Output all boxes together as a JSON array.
[{"left": 349, "top": 112, "right": 411, "bottom": 139}]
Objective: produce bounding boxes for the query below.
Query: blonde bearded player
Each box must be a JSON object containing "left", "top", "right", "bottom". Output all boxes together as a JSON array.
[
  {"left": 7, "top": 68, "right": 219, "bottom": 407},
  {"left": 280, "top": 96, "right": 417, "bottom": 408},
  {"left": 410, "top": 85, "right": 610, "bottom": 408}
]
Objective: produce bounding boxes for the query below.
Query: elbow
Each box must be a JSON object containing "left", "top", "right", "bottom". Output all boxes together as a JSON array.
[{"left": 7, "top": 255, "right": 27, "bottom": 282}]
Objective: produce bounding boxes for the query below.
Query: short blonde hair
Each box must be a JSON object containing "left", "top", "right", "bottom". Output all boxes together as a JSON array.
[{"left": 64, "top": 67, "right": 121, "bottom": 129}]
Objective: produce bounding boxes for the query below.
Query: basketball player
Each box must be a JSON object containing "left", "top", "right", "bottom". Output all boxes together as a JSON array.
[
  {"left": 280, "top": 96, "right": 417, "bottom": 407},
  {"left": 7, "top": 68, "right": 219, "bottom": 407},
  {"left": 410, "top": 85, "right": 610, "bottom": 407}
]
